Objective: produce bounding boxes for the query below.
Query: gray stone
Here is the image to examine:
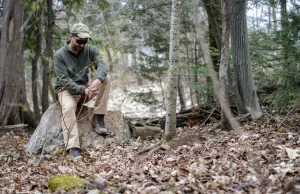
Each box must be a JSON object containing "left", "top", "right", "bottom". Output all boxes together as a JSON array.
[
  {"left": 26, "top": 103, "right": 64, "bottom": 155},
  {"left": 26, "top": 102, "right": 130, "bottom": 155}
]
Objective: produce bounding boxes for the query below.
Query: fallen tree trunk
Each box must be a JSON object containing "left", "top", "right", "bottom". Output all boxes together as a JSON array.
[{"left": 126, "top": 105, "right": 224, "bottom": 139}]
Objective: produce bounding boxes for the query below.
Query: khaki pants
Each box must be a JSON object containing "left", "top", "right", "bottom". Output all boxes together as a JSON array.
[{"left": 58, "top": 75, "right": 110, "bottom": 150}]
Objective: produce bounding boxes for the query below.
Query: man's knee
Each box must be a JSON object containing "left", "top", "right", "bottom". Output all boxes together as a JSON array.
[
  {"left": 61, "top": 102, "right": 77, "bottom": 112},
  {"left": 103, "top": 75, "right": 110, "bottom": 85}
]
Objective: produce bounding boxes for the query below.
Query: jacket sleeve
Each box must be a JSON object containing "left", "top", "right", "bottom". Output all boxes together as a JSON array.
[
  {"left": 91, "top": 47, "right": 108, "bottom": 81},
  {"left": 54, "top": 53, "right": 85, "bottom": 95}
]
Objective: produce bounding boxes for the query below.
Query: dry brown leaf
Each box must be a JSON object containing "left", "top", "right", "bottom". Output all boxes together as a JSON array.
[{"left": 58, "top": 165, "right": 70, "bottom": 174}]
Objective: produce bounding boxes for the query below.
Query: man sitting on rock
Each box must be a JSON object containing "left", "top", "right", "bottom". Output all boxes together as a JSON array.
[{"left": 54, "top": 23, "right": 110, "bottom": 159}]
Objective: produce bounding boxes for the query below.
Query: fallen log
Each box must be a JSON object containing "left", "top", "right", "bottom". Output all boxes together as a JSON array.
[
  {"left": 0, "top": 124, "right": 28, "bottom": 129},
  {"left": 126, "top": 105, "right": 223, "bottom": 139}
]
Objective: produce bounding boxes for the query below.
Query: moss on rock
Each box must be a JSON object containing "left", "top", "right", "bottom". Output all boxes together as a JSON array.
[{"left": 48, "top": 174, "right": 87, "bottom": 192}]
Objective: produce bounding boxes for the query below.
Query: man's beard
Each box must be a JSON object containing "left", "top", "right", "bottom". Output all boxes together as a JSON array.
[
  {"left": 71, "top": 41, "right": 84, "bottom": 52},
  {"left": 75, "top": 45, "right": 84, "bottom": 51}
]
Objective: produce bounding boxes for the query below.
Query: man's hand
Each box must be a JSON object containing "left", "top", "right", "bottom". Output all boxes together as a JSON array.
[
  {"left": 90, "top": 79, "right": 101, "bottom": 90},
  {"left": 87, "top": 79, "right": 102, "bottom": 99},
  {"left": 84, "top": 88, "right": 90, "bottom": 96},
  {"left": 84, "top": 88, "right": 95, "bottom": 99}
]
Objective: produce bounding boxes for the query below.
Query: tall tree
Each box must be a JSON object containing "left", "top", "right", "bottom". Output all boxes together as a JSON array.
[
  {"left": 202, "top": 0, "right": 221, "bottom": 103},
  {"left": 202, "top": 0, "right": 221, "bottom": 53},
  {"left": 31, "top": 0, "right": 42, "bottom": 120},
  {"left": 164, "top": 0, "right": 182, "bottom": 140},
  {"left": 42, "top": 0, "right": 54, "bottom": 113},
  {"left": 0, "top": 0, "right": 36, "bottom": 127},
  {"left": 229, "top": 0, "right": 262, "bottom": 118},
  {"left": 279, "top": 0, "right": 296, "bottom": 85},
  {"left": 192, "top": 1, "right": 202, "bottom": 105},
  {"left": 178, "top": 71, "right": 186, "bottom": 113},
  {"left": 272, "top": 4, "right": 277, "bottom": 32},
  {"left": 219, "top": 0, "right": 230, "bottom": 130},
  {"left": 193, "top": 0, "right": 239, "bottom": 131}
]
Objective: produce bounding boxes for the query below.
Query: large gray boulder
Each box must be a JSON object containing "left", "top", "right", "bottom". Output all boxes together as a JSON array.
[{"left": 26, "top": 102, "right": 130, "bottom": 155}]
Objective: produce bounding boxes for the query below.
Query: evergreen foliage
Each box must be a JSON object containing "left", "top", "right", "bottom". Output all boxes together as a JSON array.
[{"left": 248, "top": 3, "right": 300, "bottom": 111}]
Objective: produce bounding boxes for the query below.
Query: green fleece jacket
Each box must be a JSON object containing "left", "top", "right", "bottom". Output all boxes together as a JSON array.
[{"left": 54, "top": 41, "right": 107, "bottom": 95}]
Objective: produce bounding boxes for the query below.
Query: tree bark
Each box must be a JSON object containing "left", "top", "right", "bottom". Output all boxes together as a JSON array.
[
  {"left": 272, "top": 6, "right": 277, "bottom": 32},
  {"left": 219, "top": 0, "right": 230, "bottom": 130},
  {"left": 49, "top": 78, "right": 56, "bottom": 103},
  {"left": 164, "top": 0, "right": 182, "bottom": 141},
  {"left": 105, "top": 45, "right": 113, "bottom": 72},
  {"left": 193, "top": 17, "right": 200, "bottom": 105},
  {"left": 157, "top": 56, "right": 166, "bottom": 109},
  {"left": 280, "top": 0, "right": 287, "bottom": 61},
  {"left": 185, "top": 41, "right": 195, "bottom": 107},
  {"left": 178, "top": 71, "right": 186, "bottom": 113},
  {"left": 193, "top": 0, "right": 240, "bottom": 131},
  {"left": 229, "top": 0, "right": 262, "bottom": 119},
  {"left": 0, "top": 0, "right": 37, "bottom": 127},
  {"left": 31, "top": 1, "right": 42, "bottom": 120},
  {"left": 42, "top": 0, "right": 54, "bottom": 113},
  {"left": 133, "top": 49, "right": 143, "bottom": 86},
  {"left": 202, "top": 0, "right": 221, "bottom": 53},
  {"left": 267, "top": 6, "right": 271, "bottom": 33}
]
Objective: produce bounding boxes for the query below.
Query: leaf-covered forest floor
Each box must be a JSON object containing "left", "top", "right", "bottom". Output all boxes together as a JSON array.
[{"left": 0, "top": 112, "right": 300, "bottom": 194}]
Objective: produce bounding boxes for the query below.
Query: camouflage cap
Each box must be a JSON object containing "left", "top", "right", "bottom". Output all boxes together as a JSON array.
[{"left": 70, "top": 23, "right": 91, "bottom": 39}]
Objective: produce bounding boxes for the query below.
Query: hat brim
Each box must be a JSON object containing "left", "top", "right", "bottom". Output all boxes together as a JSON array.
[{"left": 77, "top": 33, "right": 91, "bottom": 40}]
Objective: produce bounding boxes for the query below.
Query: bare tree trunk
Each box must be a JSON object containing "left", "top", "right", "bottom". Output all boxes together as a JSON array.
[
  {"left": 280, "top": 0, "right": 287, "bottom": 54},
  {"left": 202, "top": 0, "right": 221, "bottom": 52},
  {"left": 157, "top": 59, "right": 166, "bottom": 109},
  {"left": 158, "top": 72, "right": 166, "bottom": 109},
  {"left": 229, "top": 0, "right": 262, "bottom": 118},
  {"left": 219, "top": 0, "right": 230, "bottom": 130},
  {"left": 193, "top": 28, "right": 200, "bottom": 105},
  {"left": 105, "top": 45, "right": 113, "bottom": 72},
  {"left": 42, "top": 0, "right": 54, "bottom": 113},
  {"left": 121, "top": 50, "right": 128, "bottom": 68},
  {"left": 272, "top": 6, "right": 277, "bottom": 32},
  {"left": 31, "top": 1, "right": 42, "bottom": 120},
  {"left": 194, "top": 1, "right": 210, "bottom": 105},
  {"left": 185, "top": 41, "right": 195, "bottom": 107},
  {"left": 193, "top": 0, "right": 240, "bottom": 131},
  {"left": 178, "top": 70, "right": 186, "bottom": 113},
  {"left": 255, "top": 2, "right": 259, "bottom": 29},
  {"left": 0, "top": 0, "right": 37, "bottom": 127},
  {"left": 132, "top": 49, "right": 143, "bottom": 86},
  {"left": 164, "top": 0, "right": 182, "bottom": 141},
  {"left": 267, "top": 6, "right": 271, "bottom": 33},
  {"left": 49, "top": 78, "right": 56, "bottom": 103}
]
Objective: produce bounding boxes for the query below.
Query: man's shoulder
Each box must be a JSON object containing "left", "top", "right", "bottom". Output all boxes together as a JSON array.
[
  {"left": 54, "top": 45, "right": 67, "bottom": 57},
  {"left": 85, "top": 44, "right": 98, "bottom": 52}
]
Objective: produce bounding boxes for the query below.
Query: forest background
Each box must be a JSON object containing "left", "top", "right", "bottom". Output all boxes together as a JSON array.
[{"left": 1, "top": 0, "right": 299, "bottom": 128}]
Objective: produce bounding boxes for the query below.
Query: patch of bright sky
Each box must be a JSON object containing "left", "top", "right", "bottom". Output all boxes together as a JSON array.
[{"left": 246, "top": 1, "right": 294, "bottom": 31}]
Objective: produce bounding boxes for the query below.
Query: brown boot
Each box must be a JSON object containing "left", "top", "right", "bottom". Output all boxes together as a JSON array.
[{"left": 91, "top": 114, "right": 108, "bottom": 135}]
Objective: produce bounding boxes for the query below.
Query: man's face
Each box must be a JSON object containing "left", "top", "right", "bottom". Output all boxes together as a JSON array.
[{"left": 70, "top": 34, "right": 88, "bottom": 52}]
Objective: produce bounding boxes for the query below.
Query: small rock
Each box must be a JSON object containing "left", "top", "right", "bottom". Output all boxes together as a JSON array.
[
  {"left": 90, "top": 178, "right": 106, "bottom": 189},
  {"left": 117, "top": 186, "right": 126, "bottom": 193},
  {"left": 87, "top": 189, "right": 101, "bottom": 194},
  {"left": 171, "top": 170, "right": 178, "bottom": 176},
  {"left": 161, "top": 144, "right": 170, "bottom": 150},
  {"left": 166, "top": 157, "right": 176, "bottom": 162}
]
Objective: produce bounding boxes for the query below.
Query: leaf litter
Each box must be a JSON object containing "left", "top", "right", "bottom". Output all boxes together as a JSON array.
[{"left": 0, "top": 113, "right": 300, "bottom": 193}]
